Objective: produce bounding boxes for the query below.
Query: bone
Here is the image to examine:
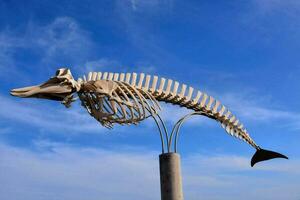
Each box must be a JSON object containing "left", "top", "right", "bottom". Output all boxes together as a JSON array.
[
  {"left": 157, "top": 78, "right": 166, "bottom": 95},
  {"left": 119, "top": 73, "right": 125, "bottom": 81},
  {"left": 144, "top": 75, "right": 151, "bottom": 90},
  {"left": 136, "top": 90, "right": 157, "bottom": 117},
  {"left": 73, "top": 72, "right": 258, "bottom": 149},
  {"left": 77, "top": 78, "right": 83, "bottom": 83},
  {"left": 112, "top": 98, "right": 126, "bottom": 120},
  {"left": 218, "top": 105, "right": 226, "bottom": 116},
  {"left": 125, "top": 73, "right": 131, "bottom": 83},
  {"left": 97, "top": 72, "right": 102, "bottom": 80},
  {"left": 102, "top": 72, "right": 108, "bottom": 80},
  {"left": 137, "top": 73, "right": 145, "bottom": 88},
  {"left": 200, "top": 93, "right": 208, "bottom": 107},
  {"left": 185, "top": 87, "right": 194, "bottom": 102},
  {"left": 238, "top": 124, "right": 244, "bottom": 130},
  {"left": 124, "top": 82, "right": 147, "bottom": 118},
  {"left": 226, "top": 125, "right": 233, "bottom": 135},
  {"left": 233, "top": 120, "right": 239, "bottom": 126},
  {"left": 92, "top": 72, "right": 97, "bottom": 81},
  {"left": 172, "top": 81, "right": 179, "bottom": 95},
  {"left": 229, "top": 115, "right": 236, "bottom": 123},
  {"left": 140, "top": 88, "right": 161, "bottom": 112},
  {"left": 179, "top": 84, "right": 187, "bottom": 97},
  {"left": 108, "top": 73, "right": 114, "bottom": 80},
  {"left": 224, "top": 111, "right": 232, "bottom": 120},
  {"left": 150, "top": 76, "right": 158, "bottom": 92},
  {"left": 88, "top": 72, "right": 93, "bottom": 81},
  {"left": 165, "top": 79, "right": 173, "bottom": 94},
  {"left": 113, "top": 73, "right": 119, "bottom": 81},
  {"left": 131, "top": 73, "right": 137, "bottom": 86},
  {"left": 212, "top": 100, "right": 220, "bottom": 113},
  {"left": 192, "top": 91, "right": 202, "bottom": 105},
  {"left": 206, "top": 96, "right": 215, "bottom": 110}
]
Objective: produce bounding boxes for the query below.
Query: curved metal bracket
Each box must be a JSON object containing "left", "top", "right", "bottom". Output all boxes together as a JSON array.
[
  {"left": 167, "top": 112, "right": 204, "bottom": 153},
  {"left": 151, "top": 111, "right": 205, "bottom": 153}
]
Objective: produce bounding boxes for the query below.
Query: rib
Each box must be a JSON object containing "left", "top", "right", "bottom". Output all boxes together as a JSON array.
[{"left": 79, "top": 72, "right": 259, "bottom": 149}]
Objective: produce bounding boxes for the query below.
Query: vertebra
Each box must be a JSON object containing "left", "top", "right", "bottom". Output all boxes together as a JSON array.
[{"left": 10, "top": 68, "right": 288, "bottom": 166}]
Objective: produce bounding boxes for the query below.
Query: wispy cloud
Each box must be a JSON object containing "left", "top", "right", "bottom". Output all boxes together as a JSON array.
[
  {"left": 128, "top": 0, "right": 174, "bottom": 12},
  {"left": 0, "top": 16, "right": 95, "bottom": 80},
  {"left": 29, "top": 17, "right": 93, "bottom": 65},
  {"left": 219, "top": 92, "right": 300, "bottom": 130},
  {"left": 0, "top": 142, "right": 298, "bottom": 200},
  {"left": 0, "top": 95, "right": 105, "bottom": 133}
]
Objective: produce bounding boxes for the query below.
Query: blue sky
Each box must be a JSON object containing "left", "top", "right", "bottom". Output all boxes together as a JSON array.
[{"left": 0, "top": 0, "right": 299, "bottom": 199}]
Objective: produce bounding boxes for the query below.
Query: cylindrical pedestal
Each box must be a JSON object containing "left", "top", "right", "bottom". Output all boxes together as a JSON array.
[{"left": 159, "top": 153, "right": 184, "bottom": 200}]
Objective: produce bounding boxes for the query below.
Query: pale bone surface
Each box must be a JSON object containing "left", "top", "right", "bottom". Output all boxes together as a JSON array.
[{"left": 11, "top": 68, "right": 259, "bottom": 149}]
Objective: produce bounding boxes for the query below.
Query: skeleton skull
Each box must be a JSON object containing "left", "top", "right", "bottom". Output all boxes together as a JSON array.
[{"left": 10, "top": 68, "right": 81, "bottom": 107}]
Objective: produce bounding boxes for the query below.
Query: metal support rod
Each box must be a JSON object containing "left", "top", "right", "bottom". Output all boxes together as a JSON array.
[{"left": 159, "top": 153, "right": 184, "bottom": 200}]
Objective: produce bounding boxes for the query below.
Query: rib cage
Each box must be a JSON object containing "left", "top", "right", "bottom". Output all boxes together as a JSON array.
[{"left": 78, "top": 72, "right": 258, "bottom": 149}]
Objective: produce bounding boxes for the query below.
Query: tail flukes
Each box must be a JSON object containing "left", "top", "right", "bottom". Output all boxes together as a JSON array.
[{"left": 251, "top": 148, "right": 288, "bottom": 167}]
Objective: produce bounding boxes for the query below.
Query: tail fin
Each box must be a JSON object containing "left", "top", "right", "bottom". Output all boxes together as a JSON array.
[{"left": 251, "top": 148, "right": 288, "bottom": 167}]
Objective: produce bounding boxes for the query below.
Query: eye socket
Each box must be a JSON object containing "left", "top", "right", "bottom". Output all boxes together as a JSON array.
[
  {"left": 55, "top": 68, "right": 69, "bottom": 76},
  {"left": 56, "top": 69, "right": 61, "bottom": 76}
]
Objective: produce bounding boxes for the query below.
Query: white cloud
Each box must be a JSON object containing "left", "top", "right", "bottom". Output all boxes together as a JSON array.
[
  {"left": 129, "top": 0, "right": 174, "bottom": 12},
  {"left": 0, "top": 142, "right": 298, "bottom": 200},
  {"left": 0, "top": 16, "right": 94, "bottom": 79},
  {"left": 0, "top": 95, "right": 105, "bottom": 133},
  {"left": 30, "top": 17, "right": 93, "bottom": 65},
  {"left": 219, "top": 92, "right": 300, "bottom": 130},
  {"left": 0, "top": 142, "right": 160, "bottom": 200}
]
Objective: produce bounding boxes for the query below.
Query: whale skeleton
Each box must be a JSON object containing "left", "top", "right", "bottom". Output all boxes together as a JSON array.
[{"left": 10, "top": 68, "right": 288, "bottom": 167}]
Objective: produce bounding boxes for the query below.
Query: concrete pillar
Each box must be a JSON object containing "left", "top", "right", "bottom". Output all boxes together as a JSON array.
[{"left": 159, "top": 153, "right": 184, "bottom": 200}]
